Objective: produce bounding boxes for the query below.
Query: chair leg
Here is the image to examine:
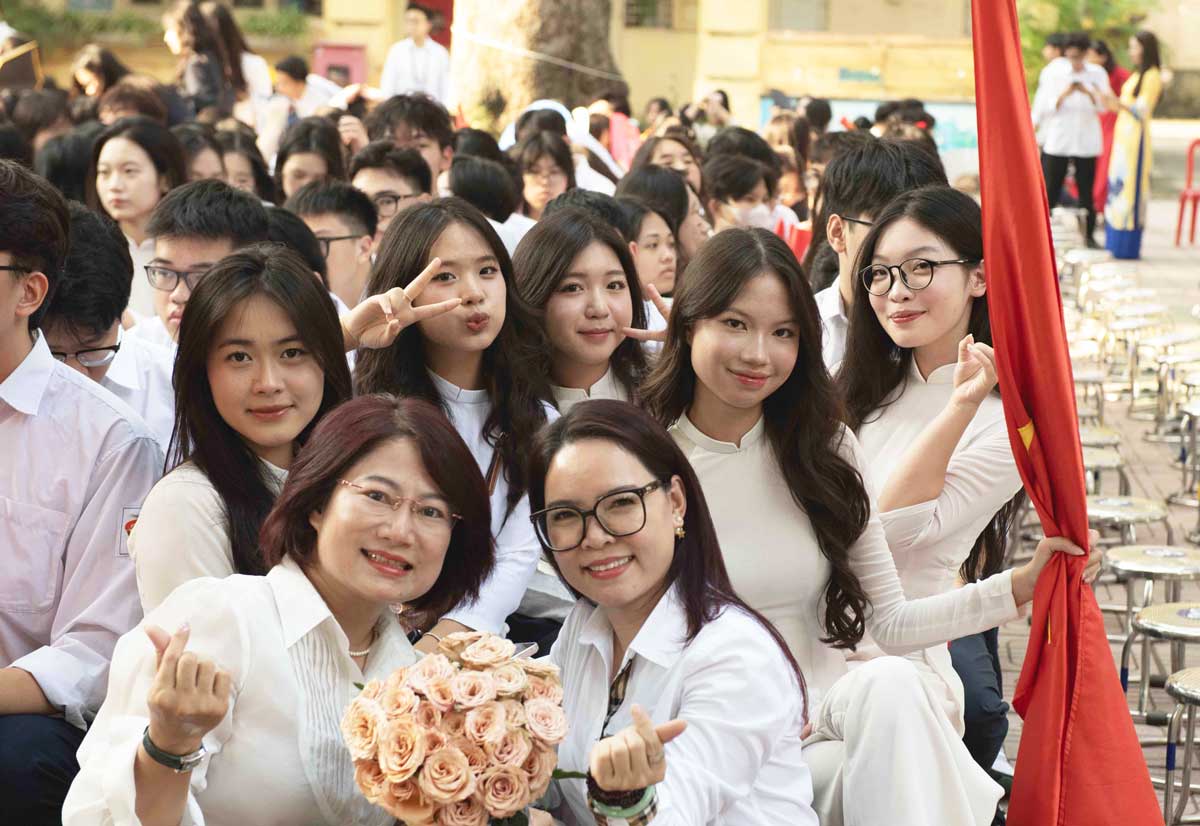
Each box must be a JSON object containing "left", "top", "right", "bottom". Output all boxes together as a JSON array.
[
  {"left": 1167, "top": 703, "right": 1185, "bottom": 824},
  {"left": 1178, "top": 197, "right": 1186, "bottom": 246},
  {"left": 1176, "top": 706, "right": 1199, "bottom": 824},
  {"left": 1122, "top": 628, "right": 1139, "bottom": 693}
]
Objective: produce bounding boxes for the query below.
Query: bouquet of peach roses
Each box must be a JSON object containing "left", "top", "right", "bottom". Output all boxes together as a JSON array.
[{"left": 341, "top": 631, "right": 575, "bottom": 826}]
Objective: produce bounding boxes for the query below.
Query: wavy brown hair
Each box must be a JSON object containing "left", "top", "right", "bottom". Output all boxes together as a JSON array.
[{"left": 641, "top": 227, "right": 872, "bottom": 649}]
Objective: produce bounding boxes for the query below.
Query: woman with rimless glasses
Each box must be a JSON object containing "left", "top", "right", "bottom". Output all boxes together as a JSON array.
[{"left": 527, "top": 400, "right": 815, "bottom": 826}]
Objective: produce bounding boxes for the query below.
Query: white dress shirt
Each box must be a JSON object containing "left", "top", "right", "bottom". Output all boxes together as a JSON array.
[
  {"left": 102, "top": 333, "right": 176, "bottom": 454},
  {"left": 548, "top": 587, "right": 818, "bottom": 826},
  {"left": 573, "top": 156, "right": 616, "bottom": 196},
  {"left": 131, "top": 459, "right": 288, "bottom": 613},
  {"left": 430, "top": 372, "right": 559, "bottom": 632},
  {"left": 669, "top": 415, "right": 1022, "bottom": 710},
  {"left": 380, "top": 37, "right": 451, "bottom": 104},
  {"left": 1, "top": 334, "right": 163, "bottom": 727},
  {"left": 855, "top": 362, "right": 1023, "bottom": 729},
  {"left": 813, "top": 282, "right": 849, "bottom": 370},
  {"left": 489, "top": 217, "right": 527, "bottom": 257},
  {"left": 1033, "top": 62, "right": 1108, "bottom": 157},
  {"left": 550, "top": 367, "right": 629, "bottom": 415},
  {"left": 126, "top": 315, "right": 176, "bottom": 351},
  {"left": 62, "top": 557, "right": 413, "bottom": 826},
  {"left": 125, "top": 235, "right": 156, "bottom": 319},
  {"left": 292, "top": 74, "right": 342, "bottom": 119}
]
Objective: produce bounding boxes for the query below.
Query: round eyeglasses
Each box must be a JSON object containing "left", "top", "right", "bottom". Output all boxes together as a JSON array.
[
  {"left": 530, "top": 480, "right": 667, "bottom": 553},
  {"left": 860, "top": 257, "right": 981, "bottom": 296},
  {"left": 51, "top": 328, "right": 123, "bottom": 368},
  {"left": 338, "top": 479, "right": 461, "bottom": 533}
]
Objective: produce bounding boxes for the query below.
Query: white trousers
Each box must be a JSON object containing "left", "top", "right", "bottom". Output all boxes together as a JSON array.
[{"left": 805, "top": 657, "right": 1002, "bottom": 826}]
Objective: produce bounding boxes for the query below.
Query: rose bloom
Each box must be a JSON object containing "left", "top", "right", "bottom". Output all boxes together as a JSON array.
[
  {"left": 451, "top": 669, "right": 498, "bottom": 709},
  {"left": 442, "top": 710, "right": 468, "bottom": 738},
  {"left": 464, "top": 701, "right": 507, "bottom": 746},
  {"left": 424, "top": 678, "right": 456, "bottom": 713},
  {"left": 518, "top": 659, "right": 561, "bottom": 681},
  {"left": 489, "top": 662, "right": 528, "bottom": 697},
  {"left": 418, "top": 746, "right": 476, "bottom": 804},
  {"left": 380, "top": 778, "right": 436, "bottom": 824},
  {"left": 382, "top": 680, "right": 421, "bottom": 721},
  {"left": 415, "top": 699, "right": 443, "bottom": 729},
  {"left": 480, "top": 765, "right": 531, "bottom": 819},
  {"left": 407, "top": 653, "right": 458, "bottom": 695},
  {"left": 449, "top": 736, "right": 489, "bottom": 773},
  {"left": 340, "top": 696, "right": 383, "bottom": 761},
  {"left": 424, "top": 726, "right": 449, "bottom": 754},
  {"left": 354, "top": 758, "right": 389, "bottom": 803},
  {"left": 486, "top": 727, "right": 533, "bottom": 768},
  {"left": 524, "top": 698, "right": 568, "bottom": 745},
  {"left": 525, "top": 675, "right": 564, "bottom": 705},
  {"left": 438, "top": 630, "right": 488, "bottom": 661},
  {"left": 378, "top": 717, "right": 427, "bottom": 783},
  {"left": 499, "top": 698, "right": 526, "bottom": 729},
  {"left": 360, "top": 678, "right": 385, "bottom": 701},
  {"left": 460, "top": 635, "right": 517, "bottom": 669},
  {"left": 436, "top": 794, "right": 489, "bottom": 826},
  {"left": 521, "top": 743, "right": 557, "bottom": 799}
]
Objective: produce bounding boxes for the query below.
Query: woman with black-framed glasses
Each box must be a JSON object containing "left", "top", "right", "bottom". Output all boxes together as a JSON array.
[{"left": 526, "top": 400, "right": 815, "bottom": 826}]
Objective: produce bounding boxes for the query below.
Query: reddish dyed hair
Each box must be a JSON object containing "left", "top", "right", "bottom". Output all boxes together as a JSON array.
[{"left": 260, "top": 395, "right": 495, "bottom": 629}]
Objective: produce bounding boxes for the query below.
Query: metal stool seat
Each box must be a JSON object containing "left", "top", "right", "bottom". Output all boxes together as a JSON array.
[
  {"left": 1079, "top": 425, "right": 1122, "bottom": 448},
  {"left": 1082, "top": 447, "right": 1130, "bottom": 494},
  {"left": 1114, "top": 303, "right": 1170, "bottom": 321},
  {"left": 1088, "top": 260, "right": 1141, "bottom": 281},
  {"left": 1165, "top": 665, "right": 1200, "bottom": 823},
  {"left": 1123, "top": 602, "right": 1200, "bottom": 737},
  {"left": 1088, "top": 495, "right": 1175, "bottom": 546}
]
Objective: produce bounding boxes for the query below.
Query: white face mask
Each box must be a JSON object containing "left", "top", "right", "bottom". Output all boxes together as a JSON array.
[{"left": 736, "top": 203, "right": 775, "bottom": 231}]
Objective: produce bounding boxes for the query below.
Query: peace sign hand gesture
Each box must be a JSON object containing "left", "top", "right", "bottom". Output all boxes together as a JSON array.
[
  {"left": 622, "top": 284, "right": 672, "bottom": 344},
  {"left": 342, "top": 257, "right": 463, "bottom": 351},
  {"left": 589, "top": 704, "right": 687, "bottom": 792},
  {"left": 144, "top": 624, "right": 232, "bottom": 757},
  {"left": 950, "top": 334, "right": 999, "bottom": 410}
]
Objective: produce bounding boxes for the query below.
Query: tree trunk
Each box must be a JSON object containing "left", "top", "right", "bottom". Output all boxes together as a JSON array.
[{"left": 450, "top": 0, "right": 625, "bottom": 134}]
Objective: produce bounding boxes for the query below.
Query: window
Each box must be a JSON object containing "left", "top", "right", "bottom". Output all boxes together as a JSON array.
[
  {"left": 625, "top": 0, "right": 671, "bottom": 28},
  {"left": 281, "top": 0, "right": 322, "bottom": 15},
  {"left": 769, "top": 0, "right": 827, "bottom": 31}
]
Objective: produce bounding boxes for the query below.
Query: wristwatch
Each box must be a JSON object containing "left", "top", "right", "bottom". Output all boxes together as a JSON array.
[{"left": 141, "top": 726, "right": 207, "bottom": 773}]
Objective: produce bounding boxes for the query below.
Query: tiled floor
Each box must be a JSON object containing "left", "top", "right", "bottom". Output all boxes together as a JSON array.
[{"left": 996, "top": 198, "right": 1200, "bottom": 820}]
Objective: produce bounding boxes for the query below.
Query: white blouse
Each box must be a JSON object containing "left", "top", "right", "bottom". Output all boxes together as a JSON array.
[
  {"left": 550, "top": 366, "right": 630, "bottom": 415},
  {"left": 130, "top": 459, "right": 288, "bottom": 612},
  {"left": 856, "top": 362, "right": 1023, "bottom": 726},
  {"left": 101, "top": 333, "right": 176, "bottom": 454},
  {"left": 669, "top": 415, "right": 1022, "bottom": 710},
  {"left": 62, "top": 557, "right": 414, "bottom": 826},
  {"left": 430, "top": 372, "right": 563, "bottom": 631},
  {"left": 548, "top": 587, "right": 817, "bottom": 826},
  {"left": 125, "top": 235, "right": 156, "bottom": 319}
]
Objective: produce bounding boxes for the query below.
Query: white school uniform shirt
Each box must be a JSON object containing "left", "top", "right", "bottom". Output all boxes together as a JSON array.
[
  {"left": 126, "top": 314, "right": 177, "bottom": 352},
  {"left": 430, "top": 372, "right": 559, "bottom": 631},
  {"left": 489, "top": 217, "right": 528, "bottom": 258},
  {"left": 0, "top": 333, "right": 162, "bottom": 728},
  {"left": 813, "top": 282, "right": 848, "bottom": 370},
  {"left": 669, "top": 415, "right": 1022, "bottom": 710},
  {"left": 1037, "top": 62, "right": 1108, "bottom": 158},
  {"left": 131, "top": 459, "right": 288, "bottom": 613},
  {"left": 101, "top": 333, "right": 176, "bottom": 454},
  {"left": 292, "top": 74, "right": 342, "bottom": 119},
  {"left": 573, "top": 156, "right": 617, "bottom": 196},
  {"left": 550, "top": 367, "right": 629, "bottom": 415},
  {"left": 62, "top": 557, "right": 413, "bottom": 826},
  {"left": 241, "top": 52, "right": 274, "bottom": 104},
  {"left": 548, "top": 587, "right": 818, "bottom": 826},
  {"left": 126, "top": 235, "right": 156, "bottom": 319},
  {"left": 1031, "top": 57, "right": 1070, "bottom": 146},
  {"left": 380, "top": 37, "right": 451, "bottom": 104},
  {"left": 855, "top": 362, "right": 1023, "bottom": 729}
]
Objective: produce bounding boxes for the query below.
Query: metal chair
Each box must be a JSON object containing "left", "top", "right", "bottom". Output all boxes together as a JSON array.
[
  {"left": 1079, "top": 425, "right": 1122, "bottom": 449},
  {"left": 1123, "top": 602, "right": 1200, "bottom": 732},
  {"left": 1170, "top": 401, "right": 1200, "bottom": 509},
  {"left": 1082, "top": 447, "right": 1131, "bottom": 495},
  {"left": 1164, "top": 666, "right": 1200, "bottom": 823},
  {"left": 1089, "top": 495, "right": 1175, "bottom": 545}
]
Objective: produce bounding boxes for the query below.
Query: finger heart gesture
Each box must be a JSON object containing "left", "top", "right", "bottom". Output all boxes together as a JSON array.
[
  {"left": 144, "top": 624, "right": 232, "bottom": 756},
  {"left": 589, "top": 704, "right": 687, "bottom": 792},
  {"left": 951, "top": 334, "right": 998, "bottom": 409},
  {"left": 346, "top": 257, "right": 463, "bottom": 350}
]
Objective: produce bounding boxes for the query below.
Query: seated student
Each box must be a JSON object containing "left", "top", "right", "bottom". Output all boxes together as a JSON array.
[
  {"left": 349, "top": 140, "right": 432, "bottom": 237},
  {"left": 362, "top": 92, "right": 455, "bottom": 194},
  {"left": 265, "top": 205, "right": 350, "bottom": 314},
  {"left": 272, "top": 54, "right": 340, "bottom": 119},
  {"left": 512, "top": 207, "right": 648, "bottom": 414},
  {"left": 701, "top": 154, "right": 778, "bottom": 234},
  {"left": 63, "top": 395, "right": 496, "bottom": 826},
  {"left": 170, "top": 122, "right": 225, "bottom": 181},
  {"left": 126, "top": 178, "right": 270, "bottom": 349},
  {"left": 529, "top": 400, "right": 816, "bottom": 825},
  {"left": 806, "top": 136, "right": 947, "bottom": 368},
  {"left": 615, "top": 196, "right": 678, "bottom": 342},
  {"left": 34, "top": 121, "right": 104, "bottom": 203},
  {"left": 0, "top": 160, "right": 163, "bottom": 826},
  {"left": 446, "top": 154, "right": 524, "bottom": 254},
  {"left": 214, "top": 128, "right": 277, "bottom": 203},
  {"left": 97, "top": 79, "right": 170, "bottom": 126},
  {"left": 512, "top": 131, "right": 576, "bottom": 221},
  {"left": 284, "top": 180, "right": 377, "bottom": 309},
  {"left": 42, "top": 203, "right": 177, "bottom": 452},
  {"left": 274, "top": 116, "right": 346, "bottom": 201},
  {"left": 706, "top": 125, "right": 797, "bottom": 231},
  {"left": 513, "top": 106, "right": 618, "bottom": 196}
]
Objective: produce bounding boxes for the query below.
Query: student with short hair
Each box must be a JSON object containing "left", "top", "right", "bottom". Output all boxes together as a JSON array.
[
  {"left": 274, "top": 116, "right": 346, "bottom": 200},
  {"left": 363, "top": 92, "right": 455, "bottom": 189},
  {"left": 447, "top": 154, "right": 525, "bottom": 253},
  {"left": 0, "top": 159, "right": 163, "bottom": 826},
  {"left": 272, "top": 55, "right": 341, "bottom": 118},
  {"left": 285, "top": 179, "right": 377, "bottom": 308},
  {"left": 42, "top": 203, "right": 177, "bottom": 452},
  {"left": 701, "top": 154, "right": 778, "bottom": 234},
  {"left": 348, "top": 140, "right": 432, "bottom": 235},
  {"left": 380, "top": 2, "right": 451, "bottom": 104},
  {"left": 34, "top": 121, "right": 104, "bottom": 203}
]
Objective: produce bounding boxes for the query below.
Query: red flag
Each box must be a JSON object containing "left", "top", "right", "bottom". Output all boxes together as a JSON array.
[{"left": 971, "top": 1, "right": 1160, "bottom": 823}]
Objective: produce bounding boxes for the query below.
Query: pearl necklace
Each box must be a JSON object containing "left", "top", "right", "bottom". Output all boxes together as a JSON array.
[{"left": 349, "top": 624, "right": 379, "bottom": 658}]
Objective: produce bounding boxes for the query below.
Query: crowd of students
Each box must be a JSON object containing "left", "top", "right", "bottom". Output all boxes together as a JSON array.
[{"left": 0, "top": 5, "right": 1111, "bottom": 826}]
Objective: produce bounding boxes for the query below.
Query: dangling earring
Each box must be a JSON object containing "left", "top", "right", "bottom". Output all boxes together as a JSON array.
[{"left": 674, "top": 520, "right": 686, "bottom": 540}]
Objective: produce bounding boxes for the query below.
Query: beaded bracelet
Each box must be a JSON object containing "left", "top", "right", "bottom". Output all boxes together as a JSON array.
[
  {"left": 586, "top": 770, "right": 645, "bottom": 808},
  {"left": 590, "top": 785, "right": 657, "bottom": 819}
]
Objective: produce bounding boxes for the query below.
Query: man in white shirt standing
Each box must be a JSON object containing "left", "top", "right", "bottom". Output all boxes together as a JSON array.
[
  {"left": 0, "top": 160, "right": 163, "bottom": 825},
  {"left": 379, "top": 3, "right": 451, "bottom": 106},
  {"left": 1033, "top": 32, "right": 1107, "bottom": 247}
]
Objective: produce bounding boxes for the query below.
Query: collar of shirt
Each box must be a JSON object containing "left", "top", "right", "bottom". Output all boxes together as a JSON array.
[
  {"left": 552, "top": 366, "right": 618, "bottom": 404},
  {"left": 673, "top": 412, "right": 766, "bottom": 455},
  {"left": 909, "top": 358, "right": 957, "bottom": 386},
  {"left": 814, "top": 283, "right": 848, "bottom": 325},
  {"left": 103, "top": 336, "right": 142, "bottom": 392},
  {"left": 576, "top": 584, "right": 689, "bottom": 673},
  {"left": 428, "top": 369, "right": 489, "bottom": 405},
  {"left": 0, "top": 332, "right": 55, "bottom": 415}
]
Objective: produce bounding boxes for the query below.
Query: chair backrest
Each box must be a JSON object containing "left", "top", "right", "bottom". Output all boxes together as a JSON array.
[{"left": 1188, "top": 139, "right": 1200, "bottom": 191}]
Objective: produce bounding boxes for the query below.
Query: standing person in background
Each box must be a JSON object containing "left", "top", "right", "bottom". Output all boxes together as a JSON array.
[
  {"left": 1104, "top": 30, "right": 1163, "bottom": 260},
  {"left": 380, "top": 3, "right": 451, "bottom": 106},
  {"left": 1088, "top": 39, "right": 1130, "bottom": 217},
  {"left": 1031, "top": 33, "right": 1069, "bottom": 150},
  {"left": 199, "top": 2, "right": 273, "bottom": 128},
  {"left": 161, "top": 0, "right": 234, "bottom": 118}
]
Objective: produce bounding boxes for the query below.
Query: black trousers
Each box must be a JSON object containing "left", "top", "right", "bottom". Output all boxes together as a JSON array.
[
  {"left": 1042, "top": 151, "right": 1098, "bottom": 240},
  {"left": 950, "top": 627, "right": 1009, "bottom": 771},
  {"left": 0, "top": 713, "right": 86, "bottom": 826}
]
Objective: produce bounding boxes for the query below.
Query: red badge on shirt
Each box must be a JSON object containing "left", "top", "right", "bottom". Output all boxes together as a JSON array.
[{"left": 117, "top": 507, "right": 140, "bottom": 558}]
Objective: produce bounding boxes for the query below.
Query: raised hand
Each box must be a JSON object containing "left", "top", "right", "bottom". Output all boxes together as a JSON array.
[
  {"left": 622, "top": 284, "right": 672, "bottom": 344},
  {"left": 589, "top": 704, "right": 687, "bottom": 792},
  {"left": 337, "top": 114, "right": 370, "bottom": 155},
  {"left": 343, "top": 257, "right": 463, "bottom": 350},
  {"left": 144, "top": 624, "right": 231, "bottom": 756},
  {"left": 1012, "top": 529, "right": 1102, "bottom": 606},
  {"left": 950, "top": 334, "right": 998, "bottom": 409}
]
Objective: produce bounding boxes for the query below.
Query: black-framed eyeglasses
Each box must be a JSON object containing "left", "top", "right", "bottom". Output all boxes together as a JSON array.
[
  {"left": 51, "top": 327, "right": 123, "bottom": 368},
  {"left": 146, "top": 264, "right": 210, "bottom": 292},
  {"left": 316, "top": 234, "right": 360, "bottom": 258},
  {"left": 530, "top": 480, "right": 667, "bottom": 553},
  {"left": 372, "top": 192, "right": 422, "bottom": 218},
  {"left": 0, "top": 265, "right": 31, "bottom": 275},
  {"left": 837, "top": 214, "right": 874, "bottom": 229},
  {"left": 860, "top": 257, "right": 981, "bottom": 296}
]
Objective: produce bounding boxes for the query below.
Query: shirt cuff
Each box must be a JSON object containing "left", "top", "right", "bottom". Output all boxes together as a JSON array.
[{"left": 9, "top": 646, "right": 96, "bottom": 730}]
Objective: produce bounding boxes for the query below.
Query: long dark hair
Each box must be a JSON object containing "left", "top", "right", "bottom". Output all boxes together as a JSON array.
[
  {"left": 528, "top": 399, "right": 806, "bottom": 701},
  {"left": 512, "top": 208, "right": 648, "bottom": 402},
  {"left": 274, "top": 116, "right": 346, "bottom": 195},
  {"left": 839, "top": 186, "right": 1022, "bottom": 581},
  {"left": 164, "top": 0, "right": 230, "bottom": 81},
  {"left": 261, "top": 395, "right": 495, "bottom": 630},
  {"left": 1132, "top": 30, "right": 1162, "bottom": 97},
  {"left": 215, "top": 127, "right": 278, "bottom": 203},
  {"left": 70, "top": 45, "right": 132, "bottom": 97},
  {"left": 354, "top": 198, "right": 554, "bottom": 520},
  {"left": 199, "top": 1, "right": 252, "bottom": 95},
  {"left": 1089, "top": 39, "right": 1117, "bottom": 74},
  {"left": 171, "top": 243, "right": 352, "bottom": 575},
  {"left": 86, "top": 116, "right": 188, "bottom": 218},
  {"left": 641, "top": 228, "right": 872, "bottom": 649}
]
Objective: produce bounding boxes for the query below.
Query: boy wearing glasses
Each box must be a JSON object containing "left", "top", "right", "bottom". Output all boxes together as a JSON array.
[
  {"left": 348, "top": 141, "right": 432, "bottom": 237},
  {"left": 0, "top": 160, "right": 162, "bottom": 825},
  {"left": 284, "top": 179, "right": 378, "bottom": 309},
  {"left": 42, "top": 203, "right": 176, "bottom": 453},
  {"left": 127, "top": 179, "right": 270, "bottom": 349}
]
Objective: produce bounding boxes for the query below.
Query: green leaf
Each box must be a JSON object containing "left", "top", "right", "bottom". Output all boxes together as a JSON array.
[
  {"left": 353, "top": 682, "right": 364, "bottom": 690},
  {"left": 490, "top": 812, "right": 529, "bottom": 826},
  {"left": 551, "top": 769, "right": 588, "bottom": 780}
]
